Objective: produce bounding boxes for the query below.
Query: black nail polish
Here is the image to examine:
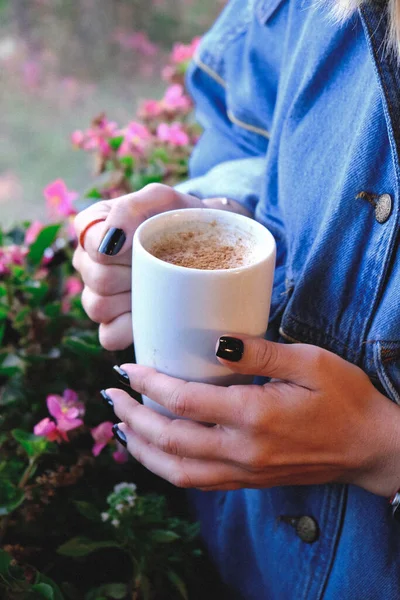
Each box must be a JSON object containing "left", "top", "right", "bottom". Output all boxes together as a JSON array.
[
  {"left": 100, "top": 390, "right": 114, "bottom": 408},
  {"left": 112, "top": 424, "right": 127, "bottom": 447},
  {"left": 98, "top": 228, "right": 126, "bottom": 256},
  {"left": 216, "top": 336, "right": 244, "bottom": 362},
  {"left": 113, "top": 365, "right": 130, "bottom": 386}
]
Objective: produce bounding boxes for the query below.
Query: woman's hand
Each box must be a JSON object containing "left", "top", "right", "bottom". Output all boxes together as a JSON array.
[
  {"left": 106, "top": 335, "right": 400, "bottom": 497},
  {"left": 72, "top": 184, "right": 202, "bottom": 350}
]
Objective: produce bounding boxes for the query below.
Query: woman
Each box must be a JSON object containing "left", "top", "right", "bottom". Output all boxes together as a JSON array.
[{"left": 73, "top": 1, "right": 400, "bottom": 598}]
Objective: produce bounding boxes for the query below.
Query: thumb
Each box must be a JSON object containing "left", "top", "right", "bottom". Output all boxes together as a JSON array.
[{"left": 215, "top": 334, "right": 320, "bottom": 387}]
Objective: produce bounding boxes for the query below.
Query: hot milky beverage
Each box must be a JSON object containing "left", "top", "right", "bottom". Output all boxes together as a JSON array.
[{"left": 148, "top": 220, "right": 256, "bottom": 270}]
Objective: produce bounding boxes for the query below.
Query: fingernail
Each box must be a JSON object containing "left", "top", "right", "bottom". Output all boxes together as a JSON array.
[
  {"left": 98, "top": 228, "right": 126, "bottom": 256},
  {"left": 112, "top": 424, "right": 127, "bottom": 448},
  {"left": 216, "top": 336, "right": 244, "bottom": 362},
  {"left": 100, "top": 389, "right": 113, "bottom": 408},
  {"left": 113, "top": 365, "right": 130, "bottom": 386}
]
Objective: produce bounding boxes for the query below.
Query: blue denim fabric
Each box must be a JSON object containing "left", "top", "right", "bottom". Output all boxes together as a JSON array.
[{"left": 176, "top": 1, "right": 400, "bottom": 598}]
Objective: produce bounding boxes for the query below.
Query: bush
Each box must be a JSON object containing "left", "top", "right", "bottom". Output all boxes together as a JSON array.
[{"left": 0, "top": 38, "right": 216, "bottom": 600}]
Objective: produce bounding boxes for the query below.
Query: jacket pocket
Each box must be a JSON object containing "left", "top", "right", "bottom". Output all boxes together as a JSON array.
[
  {"left": 253, "top": 0, "right": 287, "bottom": 24},
  {"left": 373, "top": 341, "right": 400, "bottom": 404}
]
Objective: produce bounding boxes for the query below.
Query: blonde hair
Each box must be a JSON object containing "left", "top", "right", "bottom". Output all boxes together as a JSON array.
[{"left": 328, "top": 0, "right": 400, "bottom": 59}]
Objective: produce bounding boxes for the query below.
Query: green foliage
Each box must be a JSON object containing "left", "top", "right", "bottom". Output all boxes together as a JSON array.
[{"left": 27, "top": 224, "right": 62, "bottom": 267}]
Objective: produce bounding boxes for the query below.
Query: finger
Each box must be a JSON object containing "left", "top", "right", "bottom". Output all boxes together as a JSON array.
[
  {"left": 118, "top": 363, "right": 250, "bottom": 426},
  {"left": 77, "top": 250, "right": 131, "bottom": 296},
  {"left": 108, "top": 388, "right": 229, "bottom": 460},
  {"left": 96, "top": 184, "right": 186, "bottom": 259},
  {"left": 74, "top": 201, "right": 132, "bottom": 266},
  {"left": 81, "top": 288, "right": 131, "bottom": 324},
  {"left": 117, "top": 423, "right": 246, "bottom": 488},
  {"left": 215, "top": 334, "right": 325, "bottom": 388},
  {"left": 99, "top": 313, "right": 133, "bottom": 351}
]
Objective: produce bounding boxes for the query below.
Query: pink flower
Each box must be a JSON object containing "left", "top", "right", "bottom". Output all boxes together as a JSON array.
[
  {"left": 71, "top": 117, "right": 118, "bottom": 158},
  {"left": 138, "top": 99, "right": 162, "bottom": 119},
  {"left": 25, "top": 221, "right": 44, "bottom": 246},
  {"left": 34, "top": 418, "right": 60, "bottom": 442},
  {"left": 157, "top": 122, "right": 190, "bottom": 147},
  {"left": 71, "top": 130, "right": 85, "bottom": 147},
  {"left": 161, "top": 65, "right": 175, "bottom": 82},
  {"left": 113, "top": 448, "right": 129, "bottom": 464},
  {"left": 44, "top": 179, "right": 78, "bottom": 220},
  {"left": 162, "top": 85, "right": 191, "bottom": 112},
  {"left": 34, "top": 389, "right": 84, "bottom": 443},
  {"left": 91, "top": 421, "right": 114, "bottom": 457},
  {"left": 65, "top": 276, "right": 83, "bottom": 297},
  {"left": 0, "top": 245, "right": 28, "bottom": 275},
  {"left": 171, "top": 37, "right": 201, "bottom": 64},
  {"left": 118, "top": 122, "right": 151, "bottom": 156}
]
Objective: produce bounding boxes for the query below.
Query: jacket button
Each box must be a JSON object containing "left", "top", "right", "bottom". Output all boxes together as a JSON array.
[
  {"left": 375, "top": 193, "right": 392, "bottom": 223},
  {"left": 295, "top": 516, "right": 319, "bottom": 544}
]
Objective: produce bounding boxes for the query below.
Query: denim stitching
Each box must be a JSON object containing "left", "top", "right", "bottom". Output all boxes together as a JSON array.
[
  {"left": 373, "top": 341, "right": 400, "bottom": 404},
  {"left": 192, "top": 51, "right": 227, "bottom": 88},
  {"left": 227, "top": 109, "right": 271, "bottom": 139}
]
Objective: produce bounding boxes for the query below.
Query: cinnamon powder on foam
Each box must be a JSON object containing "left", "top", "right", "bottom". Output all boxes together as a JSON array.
[{"left": 149, "top": 223, "right": 249, "bottom": 270}]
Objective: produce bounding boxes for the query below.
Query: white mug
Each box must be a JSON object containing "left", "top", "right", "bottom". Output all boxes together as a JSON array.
[{"left": 131, "top": 208, "right": 276, "bottom": 418}]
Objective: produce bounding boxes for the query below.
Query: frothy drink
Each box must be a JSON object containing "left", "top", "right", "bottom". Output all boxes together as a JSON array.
[{"left": 148, "top": 220, "right": 255, "bottom": 270}]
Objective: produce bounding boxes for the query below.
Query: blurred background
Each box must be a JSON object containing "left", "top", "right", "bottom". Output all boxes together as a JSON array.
[{"left": 0, "top": 0, "right": 224, "bottom": 226}]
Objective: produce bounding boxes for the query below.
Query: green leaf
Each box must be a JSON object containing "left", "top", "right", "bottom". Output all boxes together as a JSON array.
[
  {"left": 84, "top": 187, "right": 103, "bottom": 200},
  {"left": 24, "top": 281, "right": 49, "bottom": 304},
  {"left": 0, "top": 305, "right": 8, "bottom": 319},
  {"left": 74, "top": 501, "right": 102, "bottom": 522},
  {"left": 0, "top": 284, "right": 7, "bottom": 297},
  {"left": 63, "top": 336, "right": 102, "bottom": 356},
  {"left": 167, "top": 570, "right": 188, "bottom": 600},
  {"left": 27, "top": 224, "right": 62, "bottom": 267},
  {"left": 36, "top": 575, "right": 64, "bottom": 600},
  {"left": 85, "top": 583, "right": 127, "bottom": 600},
  {"left": 0, "top": 321, "right": 5, "bottom": 346},
  {"left": 12, "top": 429, "right": 51, "bottom": 458},
  {"left": 32, "top": 583, "right": 54, "bottom": 600},
  {"left": 0, "top": 482, "right": 24, "bottom": 516},
  {"left": 150, "top": 530, "right": 180, "bottom": 543},
  {"left": 120, "top": 156, "right": 135, "bottom": 176},
  {"left": 109, "top": 136, "right": 124, "bottom": 151},
  {"left": 0, "top": 550, "right": 11, "bottom": 575},
  {"left": 57, "top": 537, "right": 120, "bottom": 557},
  {"left": 151, "top": 147, "right": 170, "bottom": 164},
  {"left": 14, "top": 307, "right": 31, "bottom": 325},
  {"left": 44, "top": 302, "right": 62, "bottom": 318}
]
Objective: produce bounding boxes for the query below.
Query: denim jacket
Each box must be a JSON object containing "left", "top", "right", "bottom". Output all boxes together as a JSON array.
[{"left": 176, "top": 1, "right": 400, "bottom": 598}]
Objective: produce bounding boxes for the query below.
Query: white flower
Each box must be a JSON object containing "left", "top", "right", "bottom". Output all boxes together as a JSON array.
[
  {"left": 113, "top": 482, "right": 137, "bottom": 494},
  {"left": 101, "top": 512, "right": 109, "bottom": 522},
  {"left": 111, "top": 518, "right": 120, "bottom": 528},
  {"left": 126, "top": 495, "right": 136, "bottom": 507},
  {"left": 116, "top": 503, "right": 124, "bottom": 513}
]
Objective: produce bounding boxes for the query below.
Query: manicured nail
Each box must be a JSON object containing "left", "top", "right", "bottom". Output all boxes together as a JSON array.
[
  {"left": 113, "top": 365, "right": 130, "bottom": 386},
  {"left": 216, "top": 336, "right": 244, "bottom": 362},
  {"left": 100, "top": 390, "right": 113, "bottom": 408},
  {"left": 98, "top": 228, "right": 126, "bottom": 256},
  {"left": 112, "top": 424, "right": 127, "bottom": 448}
]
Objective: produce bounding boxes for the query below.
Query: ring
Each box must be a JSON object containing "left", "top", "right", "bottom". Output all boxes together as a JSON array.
[{"left": 79, "top": 218, "right": 106, "bottom": 250}]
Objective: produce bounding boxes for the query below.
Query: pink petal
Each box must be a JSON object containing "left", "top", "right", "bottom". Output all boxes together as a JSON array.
[
  {"left": 92, "top": 441, "right": 106, "bottom": 457},
  {"left": 57, "top": 417, "right": 83, "bottom": 432},
  {"left": 91, "top": 421, "right": 114, "bottom": 443},
  {"left": 63, "top": 389, "right": 79, "bottom": 404},
  {"left": 113, "top": 448, "right": 129, "bottom": 464},
  {"left": 25, "top": 221, "right": 44, "bottom": 246},
  {"left": 34, "top": 418, "right": 57, "bottom": 437},
  {"left": 47, "top": 395, "right": 64, "bottom": 419}
]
